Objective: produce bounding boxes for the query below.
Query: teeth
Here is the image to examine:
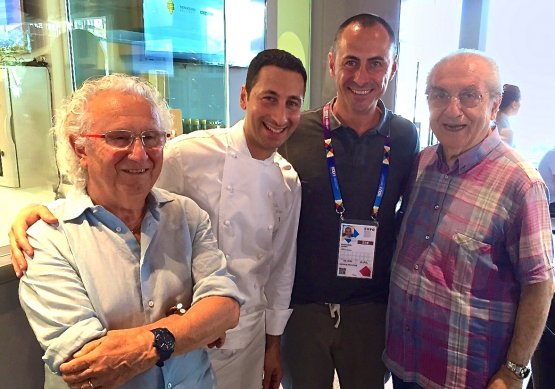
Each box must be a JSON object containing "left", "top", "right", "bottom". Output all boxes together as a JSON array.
[
  {"left": 351, "top": 89, "right": 370, "bottom": 95},
  {"left": 265, "top": 123, "right": 286, "bottom": 134},
  {"left": 446, "top": 124, "right": 465, "bottom": 130},
  {"left": 126, "top": 169, "right": 147, "bottom": 173}
]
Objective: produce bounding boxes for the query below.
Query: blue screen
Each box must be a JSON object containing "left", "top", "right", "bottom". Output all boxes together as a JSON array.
[{"left": 143, "top": 0, "right": 225, "bottom": 64}]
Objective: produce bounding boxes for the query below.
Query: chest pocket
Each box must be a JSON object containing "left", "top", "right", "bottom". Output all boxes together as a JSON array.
[{"left": 450, "top": 232, "right": 495, "bottom": 293}]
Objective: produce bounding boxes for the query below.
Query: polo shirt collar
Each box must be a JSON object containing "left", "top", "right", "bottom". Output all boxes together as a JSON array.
[{"left": 328, "top": 97, "right": 390, "bottom": 136}]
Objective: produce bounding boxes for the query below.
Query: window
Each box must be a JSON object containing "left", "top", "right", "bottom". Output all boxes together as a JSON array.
[
  {"left": 485, "top": 0, "right": 555, "bottom": 166},
  {"left": 398, "top": 0, "right": 553, "bottom": 168}
]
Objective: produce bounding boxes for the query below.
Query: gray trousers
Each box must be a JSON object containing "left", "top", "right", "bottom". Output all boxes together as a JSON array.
[{"left": 281, "top": 302, "right": 388, "bottom": 389}]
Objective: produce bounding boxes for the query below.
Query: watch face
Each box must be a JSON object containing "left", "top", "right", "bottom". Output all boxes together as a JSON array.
[
  {"left": 151, "top": 328, "right": 175, "bottom": 367},
  {"left": 153, "top": 328, "right": 175, "bottom": 352},
  {"left": 517, "top": 367, "right": 531, "bottom": 379}
]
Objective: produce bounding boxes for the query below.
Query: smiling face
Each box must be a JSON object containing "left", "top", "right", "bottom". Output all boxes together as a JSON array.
[
  {"left": 240, "top": 65, "right": 305, "bottom": 160},
  {"left": 72, "top": 91, "right": 163, "bottom": 209},
  {"left": 427, "top": 55, "right": 501, "bottom": 165},
  {"left": 329, "top": 23, "right": 397, "bottom": 120}
]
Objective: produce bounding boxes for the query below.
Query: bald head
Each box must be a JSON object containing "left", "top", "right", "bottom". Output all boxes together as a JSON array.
[{"left": 427, "top": 50, "right": 502, "bottom": 97}]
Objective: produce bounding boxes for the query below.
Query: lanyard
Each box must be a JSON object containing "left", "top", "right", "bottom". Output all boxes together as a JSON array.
[{"left": 322, "top": 102, "right": 390, "bottom": 220}]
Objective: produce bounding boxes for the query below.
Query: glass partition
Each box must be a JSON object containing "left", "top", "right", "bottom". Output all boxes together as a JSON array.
[
  {"left": 396, "top": 0, "right": 463, "bottom": 148},
  {"left": 68, "top": 0, "right": 227, "bottom": 131},
  {"left": 0, "top": 0, "right": 266, "bottom": 248}
]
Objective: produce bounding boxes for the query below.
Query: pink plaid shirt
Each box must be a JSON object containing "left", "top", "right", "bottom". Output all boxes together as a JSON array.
[{"left": 383, "top": 130, "right": 553, "bottom": 388}]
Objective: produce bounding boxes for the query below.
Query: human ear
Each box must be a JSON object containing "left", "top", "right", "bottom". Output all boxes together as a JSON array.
[
  {"left": 239, "top": 85, "right": 248, "bottom": 110},
  {"left": 490, "top": 94, "right": 502, "bottom": 120},
  {"left": 328, "top": 52, "right": 336, "bottom": 77},
  {"left": 389, "top": 56, "right": 398, "bottom": 80},
  {"left": 70, "top": 135, "right": 88, "bottom": 168}
]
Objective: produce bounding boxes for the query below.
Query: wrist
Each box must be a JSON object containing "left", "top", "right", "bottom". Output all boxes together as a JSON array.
[
  {"left": 503, "top": 359, "right": 530, "bottom": 380},
  {"left": 150, "top": 328, "right": 175, "bottom": 367}
]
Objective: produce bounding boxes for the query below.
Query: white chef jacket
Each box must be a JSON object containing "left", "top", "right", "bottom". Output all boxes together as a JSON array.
[{"left": 157, "top": 120, "right": 301, "bottom": 349}]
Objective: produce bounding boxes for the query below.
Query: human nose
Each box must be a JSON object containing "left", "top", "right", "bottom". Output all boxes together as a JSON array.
[
  {"left": 271, "top": 104, "right": 288, "bottom": 125},
  {"left": 128, "top": 137, "right": 149, "bottom": 160},
  {"left": 354, "top": 66, "right": 371, "bottom": 84},
  {"left": 443, "top": 95, "right": 464, "bottom": 115}
]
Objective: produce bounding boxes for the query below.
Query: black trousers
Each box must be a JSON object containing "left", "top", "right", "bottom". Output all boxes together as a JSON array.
[{"left": 392, "top": 374, "right": 425, "bottom": 389}]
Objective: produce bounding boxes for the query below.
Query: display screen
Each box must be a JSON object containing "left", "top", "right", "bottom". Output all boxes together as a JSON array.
[
  {"left": 143, "top": 0, "right": 225, "bottom": 64},
  {"left": 0, "top": 0, "right": 29, "bottom": 53},
  {"left": 225, "top": 0, "right": 265, "bottom": 67}
]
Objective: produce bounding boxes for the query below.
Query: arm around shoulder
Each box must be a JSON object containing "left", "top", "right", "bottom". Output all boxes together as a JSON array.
[{"left": 9, "top": 203, "right": 57, "bottom": 277}]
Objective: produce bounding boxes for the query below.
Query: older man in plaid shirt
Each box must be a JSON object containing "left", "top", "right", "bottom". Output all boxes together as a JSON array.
[{"left": 383, "top": 50, "right": 554, "bottom": 389}]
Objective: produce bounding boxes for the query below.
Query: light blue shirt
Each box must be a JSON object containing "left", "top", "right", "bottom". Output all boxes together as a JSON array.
[{"left": 19, "top": 187, "right": 242, "bottom": 389}]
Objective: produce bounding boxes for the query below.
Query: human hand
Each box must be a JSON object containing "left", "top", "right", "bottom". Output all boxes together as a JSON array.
[
  {"left": 262, "top": 336, "right": 283, "bottom": 389},
  {"left": 207, "top": 333, "right": 226, "bottom": 348},
  {"left": 486, "top": 367, "right": 524, "bottom": 389},
  {"left": 9, "top": 204, "right": 57, "bottom": 277},
  {"left": 60, "top": 328, "right": 156, "bottom": 389}
]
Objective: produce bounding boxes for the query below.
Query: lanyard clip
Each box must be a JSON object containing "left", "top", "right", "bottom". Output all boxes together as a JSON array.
[{"left": 336, "top": 205, "right": 345, "bottom": 221}]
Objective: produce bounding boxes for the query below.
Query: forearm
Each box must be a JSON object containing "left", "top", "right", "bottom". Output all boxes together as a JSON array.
[
  {"left": 150, "top": 295, "right": 240, "bottom": 355},
  {"left": 266, "top": 334, "right": 281, "bottom": 352},
  {"left": 59, "top": 296, "right": 239, "bottom": 387},
  {"left": 265, "top": 194, "right": 300, "bottom": 335},
  {"left": 506, "top": 279, "right": 553, "bottom": 364}
]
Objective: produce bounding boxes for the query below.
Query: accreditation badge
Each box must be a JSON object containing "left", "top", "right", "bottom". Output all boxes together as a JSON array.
[{"left": 337, "top": 219, "right": 378, "bottom": 279}]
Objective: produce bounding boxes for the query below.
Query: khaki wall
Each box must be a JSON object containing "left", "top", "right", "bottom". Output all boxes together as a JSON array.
[{"left": 277, "top": 0, "right": 311, "bottom": 109}]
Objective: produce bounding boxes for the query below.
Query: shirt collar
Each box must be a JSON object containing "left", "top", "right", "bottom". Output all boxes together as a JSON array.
[
  {"left": 436, "top": 128, "right": 502, "bottom": 174},
  {"left": 61, "top": 186, "right": 174, "bottom": 222},
  {"left": 328, "top": 97, "right": 390, "bottom": 136}
]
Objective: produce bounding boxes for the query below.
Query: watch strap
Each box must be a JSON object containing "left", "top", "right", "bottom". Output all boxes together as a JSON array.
[{"left": 505, "top": 360, "right": 530, "bottom": 379}]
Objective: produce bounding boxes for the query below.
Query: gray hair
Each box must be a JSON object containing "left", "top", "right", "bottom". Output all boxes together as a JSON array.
[
  {"left": 426, "top": 49, "right": 502, "bottom": 97},
  {"left": 54, "top": 73, "right": 171, "bottom": 188}
]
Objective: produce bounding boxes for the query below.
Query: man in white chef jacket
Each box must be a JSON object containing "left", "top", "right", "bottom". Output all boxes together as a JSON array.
[
  {"left": 156, "top": 49, "right": 305, "bottom": 389},
  {"left": 9, "top": 49, "right": 306, "bottom": 389}
]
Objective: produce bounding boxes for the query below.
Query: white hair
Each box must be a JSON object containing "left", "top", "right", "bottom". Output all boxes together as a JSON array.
[
  {"left": 53, "top": 73, "right": 172, "bottom": 188},
  {"left": 426, "top": 49, "right": 502, "bottom": 97}
]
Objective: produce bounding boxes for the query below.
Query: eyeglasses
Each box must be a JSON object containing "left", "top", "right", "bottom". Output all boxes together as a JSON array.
[
  {"left": 426, "top": 89, "right": 486, "bottom": 109},
  {"left": 81, "top": 130, "right": 169, "bottom": 149}
]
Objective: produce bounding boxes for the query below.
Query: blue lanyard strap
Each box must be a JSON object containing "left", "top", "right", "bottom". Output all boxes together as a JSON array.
[{"left": 322, "top": 102, "right": 390, "bottom": 220}]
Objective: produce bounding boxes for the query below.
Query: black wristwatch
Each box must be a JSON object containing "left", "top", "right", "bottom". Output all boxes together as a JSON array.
[
  {"left": 151, "top": 328, "right": 175, "bottom": 367},
  {"left": 505, "top": 360, "right": 531, "bottom": 379}
]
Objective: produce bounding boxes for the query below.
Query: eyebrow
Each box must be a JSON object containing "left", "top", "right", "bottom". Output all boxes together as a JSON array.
[
  {"left": 288, "top": 95, "right": 303, "bottom": 102},
  {"left": 426, "top": 86, "right": 447, "bottom": 93},
  {"left": 259, "top": 90, "right": 303, "bottom": 100},
  {"left": 427, "top": 85, "right": 482, "bottom": 93}
]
